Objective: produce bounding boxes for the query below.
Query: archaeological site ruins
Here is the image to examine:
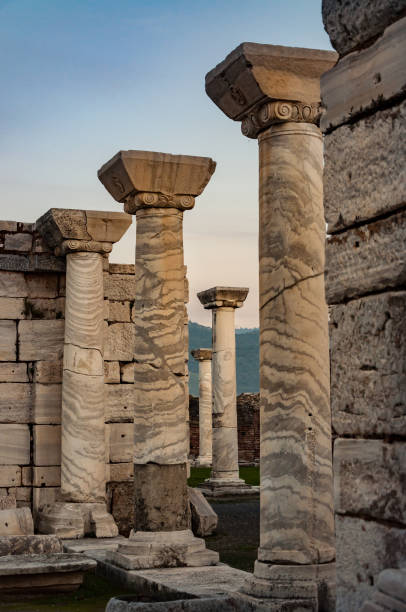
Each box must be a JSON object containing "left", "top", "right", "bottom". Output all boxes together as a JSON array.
[{"left": 0, "top": 0, "right": 404, "bottom": 610}]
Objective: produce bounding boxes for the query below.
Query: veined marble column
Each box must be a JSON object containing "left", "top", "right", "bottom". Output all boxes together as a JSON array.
[
  {"left": 191, "top": 349, "right": 213, "bottom": 466},
  {"left": 206, "top": 44, "right": 337, "bottom": 608},
  {"left": 197, "top": 287, "right": 250, "bottom": 494},
  {"left": 35, "top": 208, "right": 132, "bottom": 538},
  {"left": 98, "top": 150, "right": 219, "bottom": 569}
]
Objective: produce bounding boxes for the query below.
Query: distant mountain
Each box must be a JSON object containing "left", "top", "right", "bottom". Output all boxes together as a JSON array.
[{"left": 188, "top": 321, "right": 259, "bottom": 397}]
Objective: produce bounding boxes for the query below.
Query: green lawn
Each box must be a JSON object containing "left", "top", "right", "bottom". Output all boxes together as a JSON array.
[{"left": 187, "top": 466, "right": 259, "bottom": 487}]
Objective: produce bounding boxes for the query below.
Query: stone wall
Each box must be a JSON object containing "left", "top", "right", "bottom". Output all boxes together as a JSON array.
[
  {"left": 189, "top": 393, "right": 259, "bottom": 464},
  {"left": 321, "top": 2, "right": 406, "bottom": 610},
  {"left": 0, "top": 220, "right": 135, "bottom": 532}
]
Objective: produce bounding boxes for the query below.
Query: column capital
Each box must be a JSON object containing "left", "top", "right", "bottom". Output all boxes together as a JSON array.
[
  {"left": 197, "top": 286, "right": 249, "bottom": 309},
  {"left": 97, "top": 150, "right": 216, "bottom": 213},
  {"left": 35, "top": 208, "right": 132, "bottom": 255},
  {"left": 205, "top": 42, "right": 337, "bottom": 139},
  {"left": 191, "top": 348, "right": 213, "bottom": 361}
]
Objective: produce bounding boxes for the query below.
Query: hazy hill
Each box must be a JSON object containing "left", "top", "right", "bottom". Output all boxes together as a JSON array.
[{"left": 188, "top": 321, "right": 259, "bottom": 396}]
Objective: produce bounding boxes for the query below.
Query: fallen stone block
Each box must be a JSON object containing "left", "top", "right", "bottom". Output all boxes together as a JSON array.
[
  {"left": 0, "top": 507, "right": 34, "bottom": 535},
  {"left": 0, "top": 534, "right": 62, "bottom": 556},
  {"left": 188, "top": 487, "right": 217, "bottom": 537}
]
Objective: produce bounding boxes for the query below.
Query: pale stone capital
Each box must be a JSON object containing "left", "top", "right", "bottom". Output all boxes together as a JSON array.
[
  {"left": 97, "top": 150, "right": 216, "bottom": 213},
  {"left": 36, "top": 208, "right": 132, "bottom": 255},
  {"left": 205, "top": 42, "right": 337, "bottom": 139},
  {"left": 191, "top": 348, "right": 213, "bottom": 361},
  {"left": 197, "top": 286, "right": 249, "bottom": 309}
]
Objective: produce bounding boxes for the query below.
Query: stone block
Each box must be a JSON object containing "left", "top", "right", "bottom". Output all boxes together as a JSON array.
[
  {"left": 0, "top": 507, "right": 33, "bottom": 535},
  {"left": 107, "top": 463, "right": 133, "bottom": 482},
  {"left": 0, "top": 297, "right": 25, "bottom": 319},
  {"left": 24, "top": 297, "right": 65, "bottom": 319},
  {"left": 105, "top": 384, "right": 134, "bottom": 422},
  {"left": 334, "top": 439, "right": 406, "bottom": 523},
  {"left": 188, "top": 487, "right": 217, "bottom": 537},
  {"left": 21, "top": 467, "right": 32, "bottom": 486},
  {"left": 377, "top": 568, "right": 406, "bottom": 603},
  {"left": 330, "top": 292, "right": 406, "bottom": 436},
  {"left": 0, "top": 495, "right": 16, "bottom": 510},
  {"left": 0, "top": 363, "right": 27, "bottom": 383},
  {"left": 336, "top": 515, "right": 406, "bottom": 612},
  {"left": 33, "top": 426, "right": 61, "bottom": 466},
  {"left": 14, "top": 487, "right": 31, "bottom": 501},
  {"left": 109, "top": 263, "right": 135, "bottom": 274},
  {"left": 0, "top": 383, "right": 32, "bottom": 423},
  {"left": 4, "top": 233, "right": 32, "bottom": 252},
  {"left": 0, "top": 221, "right": 18, "bottom": 232},
  {"left": 25, "top": 273, "right": 58, "bottom": 298},
  {"left": 18, "top": 320, "right": 64, "bottom": 361},
  {"left": 104, "top": 322, "right": 134, "bottom": 361},
  {"left": 322, "top": 0, "right": 406, "bottom": 57},
  {"left": 120, "top": 362, "right": 134, "bottom": 383},
  {"left": 32, "top": 487, "right": 60, "bottom": 514},
  {"left": 33, "top": 360, "right": 62, "bottom": 383},
  {"left": 324, "top": 100, "right": 406, "bottom": 232},
  {"left": 33, "top": 253, "right": 65, "bottom": 273},
  {"left": 108, "top": 423, "right": 133, "bottom": 463},
  {"left": 321, "top": 17, "right": 406, "bottom": 131},
  {"left": 0, "top": 254, "right": 32, "bottom": 272},
  {"left": 326, "top": 211, "right": 406, "bottom": 304},
  {"left": 0, "top": 534, "right": 62, "bottom": 556},
  {"left": 104, "top": 362, "right": 120, "bottom": 383},
  {"left": 0, "top": 467, "right": 21, "bottom": 487},
  {"left": 32, "top": 384, "right": 62, "bottom": 424},
  {"left": 0, "top": 321, "right": 16, "bottom": 361},
  {"left": 0, "top": 271, "right": 27, "bottom": 297},
  {"left": 108, "top": 300, "right": 131, "bottom": 322},
  {"left": 32, "top": 467, "right": 61, "bottom": 487},
  {"left": 0, "top": 425, "right": 30, "bottom": 465},
  {"left": 107, "top": 482, "right": 134, "bottom": 537},
  {"left": 105, "top": 274, "right": 135, "bottom": 301}
]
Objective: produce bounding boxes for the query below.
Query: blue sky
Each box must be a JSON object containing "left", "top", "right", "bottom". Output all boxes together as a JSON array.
[{"left": 0, "top": 0, "right": 332, "bottom": 326}]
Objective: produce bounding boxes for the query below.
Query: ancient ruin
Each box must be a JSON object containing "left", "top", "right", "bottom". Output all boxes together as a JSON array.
[{"left": 191, "top": 349, "right": 213, "bottom": 467}]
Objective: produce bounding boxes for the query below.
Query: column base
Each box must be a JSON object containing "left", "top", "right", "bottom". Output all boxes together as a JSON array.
[
  {"left": 107, "top": 529, "right": 219, "bottom": 570},
  {"left": 36, "top": 502, "right": 119, "bottom": 539},
  {"left": 198, "top": 477, "right": 258, "bottom": 497},
  {"left": 241, "top": 560, "right": 336, "bottom": 612}
]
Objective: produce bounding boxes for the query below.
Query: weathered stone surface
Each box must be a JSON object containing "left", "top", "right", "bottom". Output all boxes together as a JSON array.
[
  {"left": 334, "top": 439, "right": 406, "bottom": 523},
  {"left": 108, "top": 423, "right": 133, "bottom": 463},
  {"left": 0, "top": 383, "right": 32, "bottom": 423},
  {"left": 32, "top": 487, "right": 60, "bottom": 515},
  {"left": 33, "top": 425, "right": 61, "bottom": 466},
  {"left": 0, "top": 321, "right": 16, "bottom": 361},
  {"left": 134, "top": 464, "right": 190, "bottom": 531},
  {"left": 0, "top": 495, "right": 16, "bottom": 510},
  {"left": 0, "top": 550, "right": 96, "bottom": 574},
  {"left": 0, "top": 271, "right": 27, "bottom": 297},
  {"left": 108, "top": 481, "right": 134, "bottom": 537},
  {"left": 32, "top": 384, "right": 62, "bottom": 424},
  {"left": 26, "top": 273, "right": 59, "bottom": 298},
  {"left": 0, "top": 507, "right": 33, "bottom": 535},
  {"left": 120, "top": 363, "right": 134, "bottom": 383},
  {"left": 0, "top": 467, "right": 21, "bottom": 487},
  {"left": 90, "top": 506, "right": 119, "bottom": 538},
  {"left": 0, "top": 221, "right": 18, "bottom": 232},
  {"left": 105, "top": 384, "right": 134, "bottom": 422},
  {"left": 336, "top": 515, "right": 406, "bottom": 612},
  {"left": 324, "top": 100, "right": 406, "bottom": 232},
  {"left": 18, "top": 320, "right": 64, "bottom": 361},
  {"left": 4, "top": 233, "right": 32, "bottom": 251},
  {"left": 198, "top": 287, "right": 249, "bottom": 310},
  {"left": 0, "top": 534, "right": 62, "bottom": 556},
  {"left": 377, "top": 568, "right": 406, "bottom": 603},
  {"left": 24, "top": 297, "right": 65, "bottom": 319},
  {"left": 108, "top": 301, "right": 131, "bottom": 322},
  {"left": 109, "top": 263, "right": 135, "bottom": 275},
  {"left": 188, "top": 488, "right": 217, "bottom": 537},
  {"left": 104, "top": 362, "right": 120, "bottom": 383},
  {"left": 321, "top": 16, "right": 406, "bottom": 131},
  {"left": 0, "top": 425, "right": 30, "bottom": 465},
  {"left": 33, "top": 360, "right": 63, "bottom": 383},
  {"left": 322, "top": 0, "right": 406, "bottom": 57},
  {"left": 21, "top": 467, "right": 31, "bottom": 486},
  {"left": 326, "top": 210, "right": 406, "bottom": 304},
  {"left": 104, "top": 322, "right": 135, "bottom": 361},
  {"left": 107, "top": 463, "right": 133, "bottom": 482},
  {"left": 0, "top": 297, "right": 25, "bottom": 319},
  {"left": 330, "top": 292, "right": 406, "bottom": 436},
  {"left": 14, "top": 487, "right": 31, "bottom": 501},
  {"left": 0, "top": 363, "right": 27, "bottom": 383},
  {"left": 33, "top": 467, "right": 61, "bottom": 488},
  {"left": 105, "top": 274, "right": 135, "bottom": 301}
]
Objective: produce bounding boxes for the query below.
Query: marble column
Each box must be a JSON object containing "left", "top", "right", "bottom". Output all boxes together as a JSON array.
[
  {"left": 35, "top": 208, "right": 132, "bottom": 538},
  {"left": 191, "top": 349, "right": 213, "bottom": 466},
  {"left": 197, "top": 287, "right": 250, "bottom": 494},
  {"left": 98, "top": 150, "right": 219, "bottom": 569},
  {"left": 205, "top": 44, "right": 337, "bottom": 607}
]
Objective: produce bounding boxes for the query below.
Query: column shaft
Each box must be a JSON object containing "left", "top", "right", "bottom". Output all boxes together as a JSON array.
[
  {"left": 198, "top": 359, "right": 212, "bottom": 463},
  {"left": 211, "top": 307, "right": 239, "bottom": 480},
  {"left": 133, "top": 208, "right": 189, "bottom": 531},
  {"left": 258, "top": 122, "right": 335, "bottom": 564},
  {"left": 61, "top": 251, "right": 106, "bottom": 503}
]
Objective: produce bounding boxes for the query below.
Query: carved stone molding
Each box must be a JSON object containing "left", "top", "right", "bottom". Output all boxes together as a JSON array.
[
  {"left": 54, "top": 240, "right": 113, "bottom": 256},
  {"left": 123, "top": 192, "right": 195, "bottom": 214},
  {"left": 241, "top": 100, "right": 322, "bottom": 139}
]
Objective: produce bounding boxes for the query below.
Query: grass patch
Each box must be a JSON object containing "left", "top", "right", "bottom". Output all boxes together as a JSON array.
[{"left": 187, "top": 466, "right": 259, "bottom": 487}]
